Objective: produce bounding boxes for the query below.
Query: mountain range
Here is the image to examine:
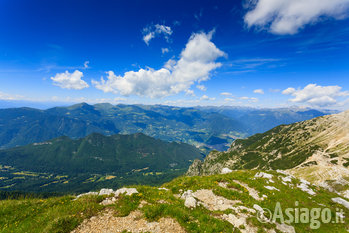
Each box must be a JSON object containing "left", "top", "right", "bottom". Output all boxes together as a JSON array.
[{"left": 0, "top": 103, "right": 330, "bottom": 151}]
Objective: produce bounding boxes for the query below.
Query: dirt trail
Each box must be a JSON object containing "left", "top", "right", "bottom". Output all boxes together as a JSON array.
[{"left": 71, "top": 208, "right": 185, "bottom": 233}]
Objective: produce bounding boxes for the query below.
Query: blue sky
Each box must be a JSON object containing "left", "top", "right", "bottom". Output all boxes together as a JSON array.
[{"left": 0, "top": 0, "right": 349, "bottom": 109}]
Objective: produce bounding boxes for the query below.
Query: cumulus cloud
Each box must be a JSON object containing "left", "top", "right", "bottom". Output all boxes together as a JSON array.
[
  {"left": 51, "top": 70, "right": 89, "bottom": 90},
  {"left": 196, "top": 85, "right": 207, "bottom": 91},
  {"left": 244, "top": 0, "right": 349, "bottom": 35},
  {"left": 282, "top": 87, "right": 296, "bottom": 95},
  {"left": 185, "top": 89, "right": 195, "bottom": 96},
  {"left": 253, "top": 89, "right": 264, "bottom": 94},
  {"left": 143, "top": 24, "right": 173, "bottom": 45},
  {"left": 200, "top": 95, "right": 216, "bottom": 101},
  {"left": 282, "top": 84, "right": 349, "bottom": 107},
  {"left": 93, "top": 31, "right": 225, "bottom": 98},
  {"left": 221, "top": 92, "right": 233, "bottom": 96}
]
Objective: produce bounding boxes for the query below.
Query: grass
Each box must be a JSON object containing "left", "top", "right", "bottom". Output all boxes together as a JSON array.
[
  {"left": 0, "top": 195, "right": 105, "bottom": 233},
  {"left": 113, "top": 194, "right": 141, "bottom": 217},
  {"left": 1, "top": 170, "right": 349, "bottom": 232}
]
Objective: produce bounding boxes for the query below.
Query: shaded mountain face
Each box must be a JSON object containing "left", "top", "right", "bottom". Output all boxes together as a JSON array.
[
  {"left": 0, "top": 103, "right": 329, "bottom": 151},
  {"left": 0, "top": 107, "right": 116, "bottom": 149},
  {"left": 0, "top": 133, "right": 204, "bottom": 193},
  {"left": 188, "top": 110, "right": 349, "bottom": 192}
]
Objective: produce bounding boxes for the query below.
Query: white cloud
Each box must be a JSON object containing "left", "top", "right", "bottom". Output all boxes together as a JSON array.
[
  {"left": 155, "top": 24, "right": 172, "bottom": 35},
  {"left": 282, "top": 87, "right": 296, "bottom": 95},
  {"left": 185, "top": 89, "right": 195, "bottom": 96},
  {"left": 0, "top": 91, "right": 23, "bottom": 100},
  {"left": 163, "top": 99, "right": 200, "bottom": 106},
  {"left": 282, "top": 84, "right": 349, "bottom": 107},
  {"left": 240, "top": 96, "right": 259, "bottom": 102},
  {"left": 38, "top": 61, "right": 91, "bottom": 73},
  {"left": 200, "top": 95, "right": 216, "bottom": 101},
  {"left": 250, "top": 97, "right": 259, "bottom": 102},
  {"left": 224, "top": 98, "right": 236, "bottom": 101},
  {"left": 113, "top": 97, "right": 127, "bottom": 102},
  {"left": 228, "top": 57, "right": 280, "bottom": 74},
  {"left": 49, "top": 96, "right": 127, "bottom": 104},
  {"left": 143, "top": 32, "right": 155, "bottom": 45},
  {"left": 232, "top": 58, "right": 280, "bottom": 69},
  {"left": 51, "top": 70, "right": 89, "bottom": 90},
  {"left": 254, "top": 89, "right": 264, "bottom": 94},
  {"left": 143, "top": 24, "right": 173, "bottom": 45},
  {"left": 196, "top": 84, "right": 207, "bottom": 91},
  {"left": 93, "top": 31, "right": 225, "bottom": 98},
  {"left": 84, "top": 61, "right": 90, "bottom": 69},
  {"left": 220, "top": 92, "right": 233, "bottom": 96},
  {"left": 244, "top": 0, "right": 349, "bottom": 35},
  {"left": 269, "top": 88, "right": 280, "bottom": 93},
  {"left": 161, "top": 48, "right": 169, "bottom": 54}
]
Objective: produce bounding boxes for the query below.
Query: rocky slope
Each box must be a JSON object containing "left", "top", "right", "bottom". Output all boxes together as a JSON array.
[
  {"left": 2, "top": 170, "right": 349, "bottom": 232},
  {"left": 187, "top": 110, "right": 349, "bottom": 193}
]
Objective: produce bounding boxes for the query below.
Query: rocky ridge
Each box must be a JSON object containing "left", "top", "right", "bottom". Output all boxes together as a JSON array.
[{"left": 187, "top": 110, "right": 349, "bottom": 194}]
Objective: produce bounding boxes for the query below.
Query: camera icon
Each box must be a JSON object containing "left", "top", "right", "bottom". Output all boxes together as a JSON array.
[{"left": 256, "top": 207, "right": 272, "bottom": 223}]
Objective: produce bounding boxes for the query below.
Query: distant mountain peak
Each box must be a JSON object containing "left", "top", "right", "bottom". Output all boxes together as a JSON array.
[{"left": 69, "top": 102, "right": 92, "bottom": 109}]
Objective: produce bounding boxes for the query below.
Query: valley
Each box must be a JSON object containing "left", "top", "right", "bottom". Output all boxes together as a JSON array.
[{"left": 0, "top": 132, "right": 203, "bottom": 193}]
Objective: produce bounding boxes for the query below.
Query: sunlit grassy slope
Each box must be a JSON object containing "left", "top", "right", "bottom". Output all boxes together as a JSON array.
[{"left": 1, "top": 170, "right": 348, "bottom": 232}]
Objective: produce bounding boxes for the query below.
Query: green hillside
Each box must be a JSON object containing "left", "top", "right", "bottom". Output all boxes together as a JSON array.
[{"left": 0, "top": 133, "right": 204, "bottom": 193}]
